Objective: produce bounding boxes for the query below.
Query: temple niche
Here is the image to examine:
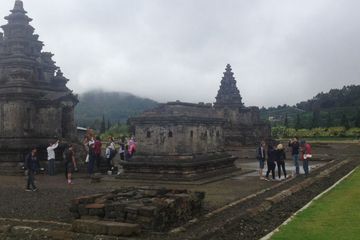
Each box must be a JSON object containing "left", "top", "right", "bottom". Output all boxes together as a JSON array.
[{"left": 0, "top": 1, "right": 78, "bottom": 174}]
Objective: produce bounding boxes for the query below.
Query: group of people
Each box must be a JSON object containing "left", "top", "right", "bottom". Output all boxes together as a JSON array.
[
  {"left": 256, "top": 137, "right": 312, "bottom": 181},
  {"left": 23, "top": 133, "right": 137, "bottom": 191},
  {"left": 82, "top": 132, "right": 137, "bottom": 176},
  {"left": 24, "top": 140, "right": 77, "bottom": 191}
]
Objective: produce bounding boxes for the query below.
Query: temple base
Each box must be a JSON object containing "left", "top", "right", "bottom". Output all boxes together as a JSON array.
[{"left": 118, "top": 152, "right": 237, "bottom": 181}]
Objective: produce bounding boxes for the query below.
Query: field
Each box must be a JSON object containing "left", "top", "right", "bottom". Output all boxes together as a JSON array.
[{"left": 271, "top": 167, "right": 360, "bottom": 240}]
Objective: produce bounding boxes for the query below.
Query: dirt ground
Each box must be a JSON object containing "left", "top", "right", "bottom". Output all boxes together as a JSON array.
[{"left": 0, "top": 142, "right": 358, "bottom": 239}]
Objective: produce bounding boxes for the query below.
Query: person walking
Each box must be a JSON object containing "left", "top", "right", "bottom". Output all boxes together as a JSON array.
[
  {"left": 300, "top": 140, "right": 312, "bottom": 176},
  {"left": 256, "top": 141, "right": 266, "bottom": 179},
  {"left": 288, "top": 137, "right": 300, "bottom": 175},
  {"left": 47, "top": 140, "right": 59, "bottom": 176},
  {"left": 94, "top": 136, "right": 102, "bottom": 171},
  {"left": 105, "top": 136, "right": 116, "bottom": 170},
  {"left": 64, "top": 144, "right": 77, "bottom": 184},
  {"left": 265, "top": 144, "right": 276, "bottom": 181},
  {"left": 24, "top": 147, "right": 38, "bottom": 191},
  {"left": 87, "top": 137, "right": 95, "bottom": 176},
  {"left": 275, "top": 144, "right": 287, "bottom": 180}
]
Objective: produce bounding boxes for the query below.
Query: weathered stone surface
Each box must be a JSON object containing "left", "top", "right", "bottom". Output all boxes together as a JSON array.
[
  {"left": 72, "top": 219, "right": 140, "bottom": 237},
  {"left": 71, "top": 187, "right": 205, "bottom": 232},
  {"left": 72, "top": 220, "right": 108, "bottom": 235},
  {"left": 0, "top": 0, "right": 78, "bottom": 174}
]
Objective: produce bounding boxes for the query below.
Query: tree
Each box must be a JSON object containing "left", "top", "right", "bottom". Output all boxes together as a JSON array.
[
  {"left": 107, "top": 119, "right": 112, "bottom": 130},
  {"left": 311, "top": 111, "right": 320, "bottom": 129},
  {"left": 100, "top": 115, "right": 106, "bottom": 133},
  {"left": 284, "top": 114, "right": 289, "bottom": 128},
  {"left": 295, "top": 114, "right": 302, "bottom": 130},
  {"left": 326, "top": 112, "right": 333, "bottom": 128},
  {"left": 341, "top": 114, "right": 350, "bottom": 130},
  {"left": 354, "top": 110, "right": 360, "bottom": 128}
]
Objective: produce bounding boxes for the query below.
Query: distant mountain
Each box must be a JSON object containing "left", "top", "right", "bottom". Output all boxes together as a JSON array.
[
  {"left": 75, "top": 90, "right": 158, "bottom": 128},
  {"left": 261, "top": 85, "right": 360, "bottom": 128}
]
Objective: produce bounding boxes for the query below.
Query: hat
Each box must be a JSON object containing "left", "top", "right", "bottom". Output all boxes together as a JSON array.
[{"left": 277, "top": 144, "right": 284, "bottom": 150}]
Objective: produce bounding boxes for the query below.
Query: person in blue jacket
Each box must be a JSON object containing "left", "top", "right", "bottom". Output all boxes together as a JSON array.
[{"left": 24, "top": 147, "right": 38, "bottom": 191}]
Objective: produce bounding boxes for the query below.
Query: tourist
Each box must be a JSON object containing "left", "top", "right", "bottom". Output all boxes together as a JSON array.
[
  {"left": 64, "top": 144, "right": 77, "bottom": 184},
  {"left": 105, "top": 136, "right": 116, "bottom": 170},
  {"left": 83, "top": 136, "right": 90, "bottom": 163},
  {"left": 288, "top": 137, "right": 300, "bottom": 175},
  {"left": 300, "top": 140, "right": 312, "bottom": 176},
  {"left": 94, "top": 136, "right": 102, "bottom": 170},
  {"left": 24, "top": 147, "right": 38, "bottom": 191},
  {"left": 275, "top": 144, "right": 287, "bottom": 180},
  {"left": 47, "top": 139, "right": 59, "bottom": 176},
  {"left": 119, "top": 141, "right": 125, "bottom": 161},
  {"left": 265, "top": 144, "right": 276, "bottom": 181},
  {"left": 256, "top": 141, "right": 266, "bottom": 179},
  {"left": 87, "top": 136, "right": 96, "bottom": 176},
  {"left": 128, "top": 137, "right": 137, "bottom": 157}
]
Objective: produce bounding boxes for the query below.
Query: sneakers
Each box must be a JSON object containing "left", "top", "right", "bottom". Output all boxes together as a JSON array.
[
  {"left": 25, "top": 188, "right": 32, "bottom": 192},
  {"left": 32, "top": 188, "right": 38, "bottom": 192}
]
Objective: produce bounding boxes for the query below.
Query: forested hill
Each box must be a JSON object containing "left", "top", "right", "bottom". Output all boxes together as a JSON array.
[
  {"left": 261, "top": 85, "right": 360, "bottom": 129},
  {"left": 75, "top": 90, "right": 158, "bottom": 128},
  {"left": 296, "top": 85, "right": 360, "bottom": 111}
]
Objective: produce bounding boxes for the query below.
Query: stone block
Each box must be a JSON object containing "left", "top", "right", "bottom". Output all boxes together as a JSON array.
[
  {"left": 100, "top": 221, "right": 140, "bottom": 237},
  {"left": 0, "top": 225, "right": 11, "bottom": 234},
  {"left": 47, "top": 230, "right": 75, "bottom": 240},
  {"left": 72, "top": 219, "right": 107, "bottom": 235},
  {"left": 139, "top": 206, "right": 158, "bottom": 217}
]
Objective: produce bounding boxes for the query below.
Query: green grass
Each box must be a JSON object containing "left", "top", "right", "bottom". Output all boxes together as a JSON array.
[{"left": 271, "top": 167, "right": 360, "bottom": 240}]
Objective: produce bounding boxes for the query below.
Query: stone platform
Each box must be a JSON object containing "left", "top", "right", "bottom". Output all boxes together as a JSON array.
[{"left": 70, "top": 187, "right": 205, "bottom": 232}]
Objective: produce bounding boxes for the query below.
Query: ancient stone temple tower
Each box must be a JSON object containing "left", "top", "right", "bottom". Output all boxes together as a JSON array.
[
  {"left": 0, "top": 1, "right": 78, "bottom": 174},
  {"left": 214, "top": 64, "right": 271, "bottom": 147},
  {"left": 214, "top": 64, "right": 244, "bottom": 108}
]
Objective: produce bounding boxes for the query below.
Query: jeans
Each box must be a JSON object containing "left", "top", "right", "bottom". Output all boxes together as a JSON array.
[
  {"left": 292, "top": 154, "right": 299, "bottom": 175},
  {"left": 88, "top": 154, "right": 95, "bottom": 175},
  {"left": 27, "top": 170, "right": 36, "bottom": 190},
  {"left": 95, "top": 154, "right": 101, "bottom": 170},
  {"left": 266, "top": 161, "right": 276, "bottom": 179},
  {"left": 48, "top": 159, "right": 55, "bottom": 176},
  {"left": 277, "top": 161, "right": 287, "bottom": 179},
  {"left": 303, "top": 159, "right": 309, "bottom": 176}
]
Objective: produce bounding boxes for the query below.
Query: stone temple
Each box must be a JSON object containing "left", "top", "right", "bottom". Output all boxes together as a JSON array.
[
  {"left": 215, "top": 64, "right": 270, "bottom": 148},
  {"left": 0, "top": 1, "right": 78, "bottom": 174},
  {"left": 124, "top": 64, "right": 270, "bottom": 181}
]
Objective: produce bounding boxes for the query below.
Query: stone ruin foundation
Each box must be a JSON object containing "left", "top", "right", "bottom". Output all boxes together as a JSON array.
[{"left": 70, "top": 187, "right": 205, "bottom": 232}]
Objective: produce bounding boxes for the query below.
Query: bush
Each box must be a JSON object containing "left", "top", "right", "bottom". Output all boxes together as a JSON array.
[{"left": 271, "top": 126, "right": 359, "bottom": 139}]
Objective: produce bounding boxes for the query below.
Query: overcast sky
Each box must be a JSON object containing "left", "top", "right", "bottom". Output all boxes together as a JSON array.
[{"left": 1, "top": 0, "right": 360, "bottom": 107}]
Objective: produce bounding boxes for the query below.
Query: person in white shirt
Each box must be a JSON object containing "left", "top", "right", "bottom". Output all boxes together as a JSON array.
[{"left": 47, "top": 140, "right": 59, "bottom": 176}]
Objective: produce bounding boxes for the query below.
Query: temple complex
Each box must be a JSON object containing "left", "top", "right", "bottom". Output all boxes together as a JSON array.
[
  {"left": 124, "top": 65, "right": 270, "bottom": 180},
  {"left": 0, "top": 1, "right": 78, "bottom": 174}
]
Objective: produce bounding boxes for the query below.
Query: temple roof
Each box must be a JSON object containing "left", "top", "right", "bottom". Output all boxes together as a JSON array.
[{"left": 214, "top": 64, "right": 244, "bottom": 108}]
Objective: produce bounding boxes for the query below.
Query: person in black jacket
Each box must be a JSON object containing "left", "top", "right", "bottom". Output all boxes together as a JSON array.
[
  {"left": 288, "top": 137, "right": 300, "bottom": 175},
  {"left": 24, "top": 147, "right": 38, "bottom": 191},
  {"left": 275, "top": 144, "right": 287, "bottom": 180},
  {"left": 256, "top": 141, "right": 266, "bottom": 179},
  {"left": 265, "top": 144, "right": 276, "bottom": 180}
]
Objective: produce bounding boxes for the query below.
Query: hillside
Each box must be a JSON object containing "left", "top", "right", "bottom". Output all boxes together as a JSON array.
[
  {"left": 75, "top": 90, "right": 158, "bottom": 128},
  {"left": 261, "top": 85, "right": 360, "bottom": 129}
]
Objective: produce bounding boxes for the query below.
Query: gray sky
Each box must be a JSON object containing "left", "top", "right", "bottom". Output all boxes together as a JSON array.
[{"left": 1, "top": 0, "right": 360, "bottom": 107}]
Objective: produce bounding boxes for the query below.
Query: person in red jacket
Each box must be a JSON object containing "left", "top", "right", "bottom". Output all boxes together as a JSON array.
[
  {"left": 94, "top": 136, "right": 102, "bottom": 171},
  {"left": 300, "top": 140, "right": 312, "bottom": 176}
]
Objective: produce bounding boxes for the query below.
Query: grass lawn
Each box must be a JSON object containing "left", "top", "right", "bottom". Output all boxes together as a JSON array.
[{"left": 271, "top": 167, "right": 360, "bottom": 240}]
